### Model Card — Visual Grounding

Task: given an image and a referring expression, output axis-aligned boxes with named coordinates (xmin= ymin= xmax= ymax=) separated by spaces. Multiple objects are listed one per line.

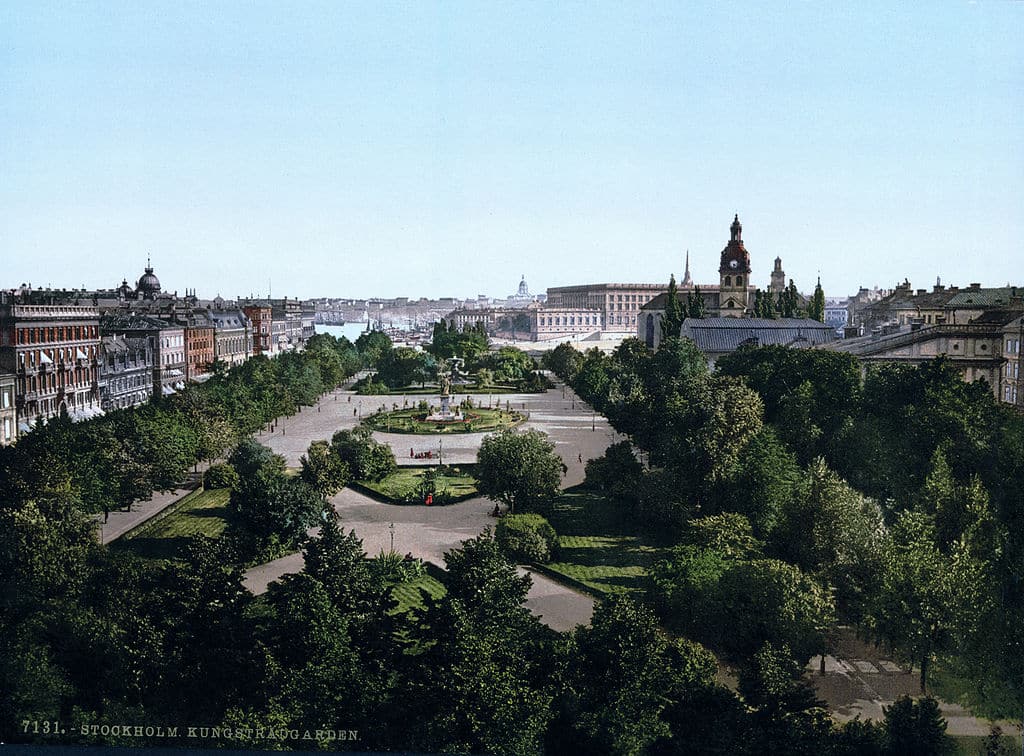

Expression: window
xmin=724 ymin=276 xmax=732 ymax=287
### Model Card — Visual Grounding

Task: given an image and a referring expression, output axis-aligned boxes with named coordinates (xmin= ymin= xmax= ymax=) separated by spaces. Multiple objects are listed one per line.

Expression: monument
xmin=426 ymin=358 xmax=465 ymax=422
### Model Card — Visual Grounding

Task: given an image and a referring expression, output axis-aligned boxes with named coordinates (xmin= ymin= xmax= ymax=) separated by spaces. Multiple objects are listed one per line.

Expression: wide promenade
xmin=242 ymin=376 xmax=622 ymax=631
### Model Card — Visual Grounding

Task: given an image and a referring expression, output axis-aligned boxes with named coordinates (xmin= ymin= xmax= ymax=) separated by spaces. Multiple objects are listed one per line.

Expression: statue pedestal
xmin=426 ymin=394 xmax=463 ymax=422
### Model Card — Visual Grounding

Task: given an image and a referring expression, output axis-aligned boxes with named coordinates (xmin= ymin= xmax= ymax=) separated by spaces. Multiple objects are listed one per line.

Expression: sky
xmin=1 ymin=1 xmax=1022 ymax=301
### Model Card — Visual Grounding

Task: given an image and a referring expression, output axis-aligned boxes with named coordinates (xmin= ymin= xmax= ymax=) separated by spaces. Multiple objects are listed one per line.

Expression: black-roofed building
xmin=100 ymin=313 xmax=186 ymax=397
xmin=208 ymin=307 xmax=252 ymax=366
xmin=98 ymin=335 xmax=153 ymax=410
xmin=680 ymin=317 xmax=835 ymax=368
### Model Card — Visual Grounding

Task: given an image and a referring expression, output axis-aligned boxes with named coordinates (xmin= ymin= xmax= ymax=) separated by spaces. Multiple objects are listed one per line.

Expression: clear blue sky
xmin=2 ymin=1 xmax=1021 ymax=301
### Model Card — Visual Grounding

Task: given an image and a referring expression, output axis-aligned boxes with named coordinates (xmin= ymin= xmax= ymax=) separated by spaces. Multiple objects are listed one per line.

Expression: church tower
xmin=717 ymin=214 xmax=752 ymax=317
xmin=770 ymin=256 xmax=786 ymax=294
xmin=681 ymin=250 xmax=693 ymax=288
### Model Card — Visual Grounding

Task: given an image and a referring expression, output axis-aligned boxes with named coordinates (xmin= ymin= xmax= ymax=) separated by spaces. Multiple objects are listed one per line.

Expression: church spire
xmin=730 ymin=214 xmax=742 ymax=242
xmin=681 ymin=249 xmax=693 ymax=287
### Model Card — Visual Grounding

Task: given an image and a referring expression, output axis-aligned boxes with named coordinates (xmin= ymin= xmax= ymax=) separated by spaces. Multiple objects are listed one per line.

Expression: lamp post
xmin=438 ymin=437 xmax=443 ymax=466
xmin=389 ymin=522 xmax=395 ymax=552
xmin=592 ymin=410 xmax=596 ymax=431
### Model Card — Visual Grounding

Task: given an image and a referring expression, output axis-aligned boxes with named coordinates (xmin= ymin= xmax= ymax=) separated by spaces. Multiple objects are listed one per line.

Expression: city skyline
xmin=2 ymin=2 xmax=1022 ymax=300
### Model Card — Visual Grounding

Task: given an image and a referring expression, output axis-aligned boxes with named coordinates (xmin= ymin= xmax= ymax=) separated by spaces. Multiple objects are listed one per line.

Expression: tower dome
xmin=136 ymin=257 xmax=162 ymax=299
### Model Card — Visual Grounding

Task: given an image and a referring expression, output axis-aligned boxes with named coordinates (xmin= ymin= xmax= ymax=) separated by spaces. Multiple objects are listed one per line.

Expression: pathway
xmin=806 ymin=630 xmax=1020 ymax=737
xmin=95 ymin=464 xmax=209 ymax=544
xmin=243 ymin=377 xmax=615 ymax=631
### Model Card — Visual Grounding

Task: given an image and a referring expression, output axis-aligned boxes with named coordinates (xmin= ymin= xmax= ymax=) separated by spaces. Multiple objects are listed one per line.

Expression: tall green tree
xmin=299 ymin=440 xmax=351 ymax=499
xmin=687 ymin=286 xmax=706 ymax=319
xmin=661 ymin=274 xmax=685 ymax=340
xmin=867 ymin=510 xmax=953 ymax=693
xmin=476 ymin=429 xmax=563 ymax=514
xmin=809 ymin=277 xmax=826 ymax=322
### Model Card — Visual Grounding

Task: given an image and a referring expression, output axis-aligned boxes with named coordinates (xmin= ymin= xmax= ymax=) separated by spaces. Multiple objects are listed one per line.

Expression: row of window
xmin=1004 ymin=362 xmax=1020 ymax=379
xmin=103 ymin=375 xmax=148 ymax=393
xmin=17 ymin=325 xmax=98 ymax=344
xmin=539 ymin=315 xmax=599 ymax=327
xmin=20 ymin=369 xmax=93 ymax=393
xmin=1005 ymin=339 xmax=1021 ymax=355
xmin=18 ymin=347 xmax=96 ymax=367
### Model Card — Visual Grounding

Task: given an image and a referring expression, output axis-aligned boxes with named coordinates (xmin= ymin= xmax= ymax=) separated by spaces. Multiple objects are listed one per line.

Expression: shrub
xmin=204 ymin=462 xmax=240 ymax=490
xmin=369 ymin=549 xmax=426 ymax=583
xmin=496 ymin=513 xmax=559 ymax=563
xmin=353 ymin=375 xmax=389 ymax=395
xmin=585 ymin=441 xmax=642 ymax=500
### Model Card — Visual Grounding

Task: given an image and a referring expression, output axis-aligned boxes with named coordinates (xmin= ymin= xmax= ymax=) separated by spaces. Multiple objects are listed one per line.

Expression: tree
xmin=772 ymin=458 xmax=886 ymax=622
xmin=495 ymin=513 xmax=559 ymax=563
xmin=584 ymin=441 xmax=643 ymax=501
xmin=781 ymin=279 xmax=801 ymax=318
xmin=475 ymin=429 xmax=563 ymax=514
xmin=867 ymin=510 xmax=953 ymax=693
xmin=300 ymin=440 xmax=351 ymax=498
xmin=557 ymin=595 xmax=718 ymax=755
xmin=399 ymin=532 xmax=552 ymax=754
xmin=883 ymin=696 xmax=953 ymax=755
xmin=809 ymin=277 xmax=825 ymax=322
xmin=716 ymin=426 xmax=800 ymax=537
xmin=331 ymin=427 xmax=396 ymax=482
xmin=711 ymin=559 xmax=834 ymax=663
xmin=355 ymin=330 xmax=392 ymax=367
xmin=737 ymin=642 xmax=834 ymax=756
xmin=542 ymin=342 xmax=583 ymax=381
xmin=661 ymin=274 xmax=685 ymax=340
xmin=376 ymin=346 xmax=431 ymax=389
xmin=687 ymin=286 xmax=706 ymax=319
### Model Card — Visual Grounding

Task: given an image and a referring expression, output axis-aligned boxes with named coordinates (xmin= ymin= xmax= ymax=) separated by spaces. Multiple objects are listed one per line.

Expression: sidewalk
xmin=95 ymin=463 xmax=210 ymax=544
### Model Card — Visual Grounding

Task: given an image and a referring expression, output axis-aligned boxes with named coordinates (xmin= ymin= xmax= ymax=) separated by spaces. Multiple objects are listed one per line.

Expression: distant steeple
xmin=681 ymin=250 xmax=693 ymax=287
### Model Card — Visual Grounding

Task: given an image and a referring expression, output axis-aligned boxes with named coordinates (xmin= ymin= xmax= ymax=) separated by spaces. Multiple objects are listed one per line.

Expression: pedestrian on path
xmin=103 ymin=507 xmax=109 ymax=523
xmin=578 ymin=453 xmax=583 ymax=464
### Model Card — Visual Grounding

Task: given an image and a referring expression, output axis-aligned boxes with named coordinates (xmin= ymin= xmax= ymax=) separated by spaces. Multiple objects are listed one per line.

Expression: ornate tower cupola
xmin=770 ymin=256 xmax=786 ymax=294
xmin=718 ymin=214 xmax=752 ymax=317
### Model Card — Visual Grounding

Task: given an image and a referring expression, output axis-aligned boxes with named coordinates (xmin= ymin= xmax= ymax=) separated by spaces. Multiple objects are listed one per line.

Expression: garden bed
xmin=363 ymin=406 xmax=524 ymax=434
xmin=354 ymin=465 xmax=479 ymax=505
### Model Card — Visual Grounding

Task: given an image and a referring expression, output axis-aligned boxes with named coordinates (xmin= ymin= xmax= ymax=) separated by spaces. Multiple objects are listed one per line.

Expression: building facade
xmin=242 ymin=304 xmax=273 ymax=356
xmin=545 ymin=283 xmax=667 ymax=335
xmin=98 ymin=335 xmax=153 ymax=410
xmin=209 ymin=308 xmax=252 ymax=366
xmin=0 ymin=370 xmax=16 ymax=445
xmin=184 ymin=319 xmax=215 ymax=382
xmin=0 ymin=298 xmax=102 ymax=430
xmin=1001 ymin=315 xmax=1023 ymax=409
xmin=101 ymin=314 xmax=186 ymax=396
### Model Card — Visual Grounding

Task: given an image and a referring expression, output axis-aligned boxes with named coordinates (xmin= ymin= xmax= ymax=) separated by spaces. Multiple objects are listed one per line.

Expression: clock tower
xmin=717 ymin=214 xmax=752 ymax=317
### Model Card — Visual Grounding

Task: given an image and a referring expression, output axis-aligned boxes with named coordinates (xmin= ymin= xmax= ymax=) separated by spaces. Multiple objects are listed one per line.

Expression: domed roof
xmin=136 ymin=259 xmax=162 ymax=298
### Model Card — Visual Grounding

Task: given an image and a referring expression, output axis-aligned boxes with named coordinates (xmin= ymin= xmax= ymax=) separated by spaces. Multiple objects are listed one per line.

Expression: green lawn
xmin=111 ymin=487 xmax=234 ymax=562
xmin=358 ymin=466 xmax=478 ymax=503
xmin=542 ymin=488 xmax=664 ymax=596
xmin=363 ymin=406 xmax=523 ymax=434
xmin=359 ymin=385 xmax=520 ymax=396
xmin=390 ymin=572 xmax=447 ymax=613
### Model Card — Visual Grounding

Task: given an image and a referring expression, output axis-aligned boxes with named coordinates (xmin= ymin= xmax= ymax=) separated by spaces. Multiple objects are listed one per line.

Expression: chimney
xmin=970 ymin=283 xmax=981 ymax=290
xmin=916 ymin=289 xmax=926 ymax=296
